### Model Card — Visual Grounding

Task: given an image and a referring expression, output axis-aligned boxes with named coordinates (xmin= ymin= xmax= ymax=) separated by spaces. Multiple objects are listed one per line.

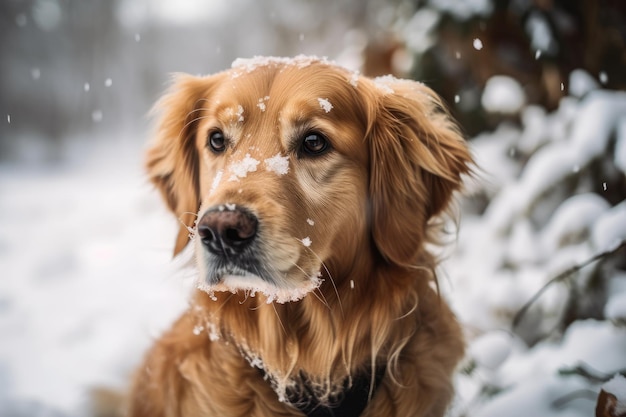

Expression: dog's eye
xmin=302 ymin=132 xmax=329 ymax=156
xmin=208 ymin=131 xmax=226 ymax=153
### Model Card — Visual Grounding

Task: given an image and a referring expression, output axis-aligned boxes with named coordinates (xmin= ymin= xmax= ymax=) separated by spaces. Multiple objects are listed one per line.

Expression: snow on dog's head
xmin=146 ymin=56 xmax=472 ymax=301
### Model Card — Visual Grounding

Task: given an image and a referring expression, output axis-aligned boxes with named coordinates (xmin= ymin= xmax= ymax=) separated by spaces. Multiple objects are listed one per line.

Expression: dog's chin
xmin=196 ymin=269 xmax=323 ymax=304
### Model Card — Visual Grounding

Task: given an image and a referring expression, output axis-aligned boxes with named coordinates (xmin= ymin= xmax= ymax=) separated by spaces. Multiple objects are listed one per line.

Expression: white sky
xmin=116 ymin=0 xmax=240 ymax=28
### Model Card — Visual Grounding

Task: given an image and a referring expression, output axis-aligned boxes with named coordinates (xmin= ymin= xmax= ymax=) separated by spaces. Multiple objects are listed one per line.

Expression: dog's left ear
xmin=146 ymin=74 xmax=223 ymax=256
xmin=367 ymin=78 xmax=473 ymax=266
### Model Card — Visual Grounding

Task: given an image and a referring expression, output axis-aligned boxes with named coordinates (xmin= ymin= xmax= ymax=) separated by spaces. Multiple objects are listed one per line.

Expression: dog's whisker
xmin=290 ymin=260 xmax=331 ymax=310
xmin=271 ymin=303 xmax=287 ymax=336
xmin=240 ymin=289 xmax=251 ymax=304
xmin=303 ymin=245 xmax=344 ymax=318
xmin=177 ymin=216 xmax=197 ymax=236
xmin=182 ymin=107 xmax=212 ymax=120
xmin=176 ymin=114 xmax=211 ymax=140
xmin=180 ymin=211 xmax=199 ymax=218
xmin=193 ymin=98 xmax=214 ymax=107
xmin=310 ymin=288 xmax=331 ymax=311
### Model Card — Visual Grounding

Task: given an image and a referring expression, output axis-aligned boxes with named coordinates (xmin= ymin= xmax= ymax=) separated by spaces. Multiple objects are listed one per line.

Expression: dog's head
xmin=147 ymin=57 xmax=472 ymax=302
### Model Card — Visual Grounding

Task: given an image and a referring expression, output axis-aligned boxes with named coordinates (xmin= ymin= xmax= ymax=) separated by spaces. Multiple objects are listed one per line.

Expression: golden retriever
xmin=129 ymin=56 xmax=472 ymax=417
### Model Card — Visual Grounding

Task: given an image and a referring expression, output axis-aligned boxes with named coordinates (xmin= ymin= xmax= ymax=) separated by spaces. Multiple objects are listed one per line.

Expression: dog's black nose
xmin=197 ymin=206 xmax=258 ymax=255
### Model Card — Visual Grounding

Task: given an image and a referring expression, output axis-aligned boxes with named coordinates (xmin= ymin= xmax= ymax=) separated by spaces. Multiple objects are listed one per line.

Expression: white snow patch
xmin=615 ymin=118 xmax=626 ymax=174
xmin=602 ymin=374 xmax=626 ymax=414
xmin=306 ymin=218 xmax=315 ymax=226
xmin=469 ymin=331 xmax=513 ymax=370
xmin=264 ymin=153 xmax=290 ymax=175
xmin=206 ymin=322 xmax=220 ymax=342
xmin=481 ymin=75 xmax=525 ymax=114
xmin=197 ymin=273 xmax=322 ymax=304
xmin=591 ymin=201 xmax=626 ymax=252
xmin=541 ymin=193 xmax=610 ymax=253
xmin=373 ymin=75 xmax=399 ymax=94
xmin=428 ymin=0 xmax=492 ymax=20
xmin=404 ymin=8 xmax=440 ymax=53
xmin=525 ymin=12 xmax=557 ymax=56
xmin=507 ymin=219 xmax=538 ymax=264
xmin=516 ymin=106 xmax=548 ymax=154
xmin=317 ymin=98 xmax=333 ymax=113
xmin=349 ymin=71 xmax=359 ymax=87
xmin=209 ymin=169 xmax=224 ymax=195
xmin=231 ymin=55 xmax=333 ymax=73
xmin=569 ymin=69 xmax=599 ymax=98
xmin=236 ymin=105 xmax=244 ymax=122
xmin=257 ymin=96 xmax=270 ymax=112
xmin=301 ymin=237 xmax=312 ymax=247
xmin=228 ymin=153 xmax=260 ymax=181
xmin=605 ymin=292 xmax=626 ymax=322
xmin=472 ymin=375 xmax=592 ymax=417
xmin=0 ymin=152 xmax=193 ymax=415
xmin=485 ymin=91 xmax=626 ymax=230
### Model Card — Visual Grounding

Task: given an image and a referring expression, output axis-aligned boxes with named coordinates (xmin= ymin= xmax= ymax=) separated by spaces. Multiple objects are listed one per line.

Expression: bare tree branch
xmin=512 ymin=240 xmax=626 ymax=332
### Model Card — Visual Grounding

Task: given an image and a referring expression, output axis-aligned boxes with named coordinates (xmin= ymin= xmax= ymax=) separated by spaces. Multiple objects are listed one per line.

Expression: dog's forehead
xmin=201 ymin=59 xmax=371 ymax=158
xmin=218 ymin=60 xmax=360 ymax=114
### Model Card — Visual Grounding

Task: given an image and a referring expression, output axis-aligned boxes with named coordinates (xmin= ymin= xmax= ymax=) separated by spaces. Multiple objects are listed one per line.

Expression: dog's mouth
xmin=193 ymin=205 xmax=322 ymax=303
xmin=196 ymin=258 xmax=323 ymax=304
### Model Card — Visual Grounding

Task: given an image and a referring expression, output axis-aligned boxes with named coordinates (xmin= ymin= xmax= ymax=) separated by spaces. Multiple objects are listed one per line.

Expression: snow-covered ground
xmin=1 ymin=75 xmax=625 ymax=416
xmin=0 ymin=141 xmax=193 ymax=416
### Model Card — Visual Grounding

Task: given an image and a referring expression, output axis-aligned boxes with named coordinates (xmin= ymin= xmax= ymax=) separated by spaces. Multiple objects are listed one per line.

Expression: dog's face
xmin=147 ymin=57 xmax=471 ymax=302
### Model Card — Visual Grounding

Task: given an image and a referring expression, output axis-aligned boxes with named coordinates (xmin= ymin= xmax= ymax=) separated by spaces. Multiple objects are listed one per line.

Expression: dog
xmin=128 ymin=56 xmax=472 ymax=417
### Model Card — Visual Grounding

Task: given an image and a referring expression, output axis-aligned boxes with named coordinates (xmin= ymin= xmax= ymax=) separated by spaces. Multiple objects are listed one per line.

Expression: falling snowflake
xmin=599 ymin=71 xmax=608 ymax=84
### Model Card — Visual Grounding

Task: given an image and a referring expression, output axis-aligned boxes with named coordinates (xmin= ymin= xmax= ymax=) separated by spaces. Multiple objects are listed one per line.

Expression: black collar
xmin=283 ymin=366 xmax=386 ymax=417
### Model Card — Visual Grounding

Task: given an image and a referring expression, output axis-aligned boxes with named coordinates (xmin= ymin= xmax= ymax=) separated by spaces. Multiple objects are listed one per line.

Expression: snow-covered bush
xmin=444 ymin=72 xmax=626 ymax=417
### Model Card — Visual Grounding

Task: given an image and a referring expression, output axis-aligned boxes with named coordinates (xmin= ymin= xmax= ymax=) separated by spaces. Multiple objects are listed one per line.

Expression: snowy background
xmin=1 ymin=0 xmax=626 ymax=416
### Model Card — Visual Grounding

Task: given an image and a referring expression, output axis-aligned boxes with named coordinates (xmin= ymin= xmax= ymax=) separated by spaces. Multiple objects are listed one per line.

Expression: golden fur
xmin=129 ymin=57 xmax=472 ymax=417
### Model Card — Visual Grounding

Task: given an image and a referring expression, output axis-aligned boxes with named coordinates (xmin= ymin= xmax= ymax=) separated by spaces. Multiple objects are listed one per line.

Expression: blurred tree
xmin=0 ymin=1 xmax=120 ymax=148
xmin=393 ymin=0 xmax=626 ymax=135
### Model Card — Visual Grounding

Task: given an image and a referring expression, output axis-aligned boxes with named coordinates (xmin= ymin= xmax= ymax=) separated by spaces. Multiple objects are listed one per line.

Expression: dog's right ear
xmin=146 ymin=74 xmax=222 ymax=256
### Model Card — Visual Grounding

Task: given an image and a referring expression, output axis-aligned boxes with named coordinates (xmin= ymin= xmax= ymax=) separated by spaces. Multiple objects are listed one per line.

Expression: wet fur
xmin=129 ymin=58 xmax=472 ymax=416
